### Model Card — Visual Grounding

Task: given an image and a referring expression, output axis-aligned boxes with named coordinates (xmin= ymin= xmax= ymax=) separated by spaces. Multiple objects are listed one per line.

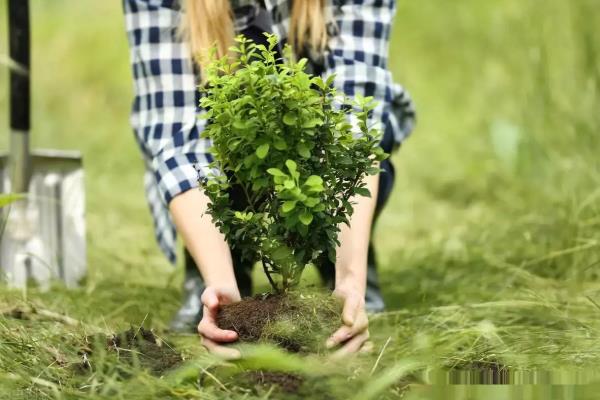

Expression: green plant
xmin=199 ymin=34 xmax=387 ymax=292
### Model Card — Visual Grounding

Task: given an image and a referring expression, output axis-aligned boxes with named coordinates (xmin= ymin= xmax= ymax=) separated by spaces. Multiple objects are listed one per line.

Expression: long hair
xmin=182 ymin=0 xmax=329 ymax=69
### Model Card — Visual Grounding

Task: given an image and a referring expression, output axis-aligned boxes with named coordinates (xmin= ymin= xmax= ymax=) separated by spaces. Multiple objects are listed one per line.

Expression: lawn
xmin=0 ymin=0 xmax=599 ymax=399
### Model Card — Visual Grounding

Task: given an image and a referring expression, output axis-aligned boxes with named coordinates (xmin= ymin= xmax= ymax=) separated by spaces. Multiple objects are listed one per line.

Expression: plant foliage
xmin=199 ymin=34 xmax=387 ymax=291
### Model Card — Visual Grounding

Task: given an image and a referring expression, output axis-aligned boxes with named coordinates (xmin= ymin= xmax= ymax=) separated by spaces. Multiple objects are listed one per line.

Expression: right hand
xmin=198 ymin=286 xmax=242 ymax=359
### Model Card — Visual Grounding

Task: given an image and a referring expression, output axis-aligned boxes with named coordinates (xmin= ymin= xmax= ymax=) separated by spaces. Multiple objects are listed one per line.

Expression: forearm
xmin=169 ymin=189 xmax=238 ymax=290
xmin=335 ymin=172 xmax=379 ymax=296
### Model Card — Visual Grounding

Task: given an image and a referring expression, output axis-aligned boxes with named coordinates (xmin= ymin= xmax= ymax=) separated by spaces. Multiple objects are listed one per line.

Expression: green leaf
xmin=284 ymin=179 xmax=295 ymax=189
xmin=273 ymin=138 xmax=288 ymax=150
xmin=252 ymin=178 xmax=268 ymax=191
xmin=283 ymin=112 xmax=297 ymax=126
xmin=354 ymin=187 xmax=371 ymax=197
xmin=297 ymin=143 xmax=311 ymax=158
xmin=313 ymin=203 xmax=325 ymax=212
xmin=366 ymin=166 xmax=381 ymax=175
xmin=267 ymin=168 xmax=286 ymax=177
xmin=0 ymin=193 xmax=25 ymax=208
xmin=303 ymin=197 xmax=320 ymax=207
xmin=302 ymin=118 xmax=322 ymax=128
xmin=271 ymin=245 xmax=292 ymax=261
xmin=256 ymin=143 xmax=270 ymax=159
xmin=233 ymin=119 xmax=246 ymax=130
xmin=282 ymin=200 xmax=297 ymax=213
xmin=304 ymin=175 xmax=323 ymax=187
xmin=299 ymin=212 xmax=313 ymax=225
xmin=285 ymin=159 xmax=297 ymax=174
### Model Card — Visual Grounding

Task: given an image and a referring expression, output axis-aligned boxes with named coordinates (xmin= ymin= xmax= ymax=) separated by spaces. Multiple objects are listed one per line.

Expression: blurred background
xmin=0 ymin=1 xmax=599 ymax=396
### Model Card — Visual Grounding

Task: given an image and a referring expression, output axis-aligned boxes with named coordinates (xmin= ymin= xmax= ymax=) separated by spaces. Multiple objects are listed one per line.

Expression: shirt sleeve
xmin=123 ymin=0 xmax=212 ymax=206
xmin=324 ymin=0 xmax=415 ymax=145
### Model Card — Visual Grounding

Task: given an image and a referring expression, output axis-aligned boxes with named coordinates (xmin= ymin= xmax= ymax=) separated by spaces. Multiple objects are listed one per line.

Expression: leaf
xmin=252 ymin=177 xmax=268 ymax=191
xmin=0 ymin=193 xmax=25 ymax=208
xmin=233 ymin=119 xmax=246 ymax=130
xmin=282 ymin=200 xmax=297 ymax=213
xmin=304 ymin=175 xmax=323 ymax=187
xmin=271 ymin=246 xmax=292 ymax=261
xmin=273 ymin=138 xmax=288 ymax=150
xmin=302 ymin=118 xmax=323 ymax=128
xmin=299 ymin=212 xmax=313 ymax=225
xmin=297 ymin=142 xmax=311 ymax=158
xmin=256 ymin=143 xmax=270 ymax=159
xmin=303 ymin=197 xmax=320 ymax=207
xmin=366 ymin=166 xmax=381 ymax=175
xmin=283 ymin=112 xmax=297 ymax=126
xmin=285 ymin=159 xmax=297 ymax=174
xmin=284 ymin=179 xmax=295 ymax=189
xmin=228 ymin=139 xmax=242 ymax=151
xmin=354 ymin=187 xmax=371 ymax=197
xmin=267 ymin=168 xmax=286 ymax=177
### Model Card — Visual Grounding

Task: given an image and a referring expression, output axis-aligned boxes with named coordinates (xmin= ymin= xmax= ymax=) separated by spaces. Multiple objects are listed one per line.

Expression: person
xmin=122 ymin=0 xmax=414 ymax=356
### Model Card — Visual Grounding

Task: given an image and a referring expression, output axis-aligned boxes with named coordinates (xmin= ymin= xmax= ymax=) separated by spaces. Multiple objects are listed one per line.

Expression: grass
xmin=0 ymin=0 xmax=599 ymax=398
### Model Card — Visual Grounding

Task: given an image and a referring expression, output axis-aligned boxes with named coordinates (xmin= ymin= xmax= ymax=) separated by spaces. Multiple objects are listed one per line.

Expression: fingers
xmin=199 ymin=287 xmax=239 ymax=343
xmin=197 ymin=306 xmax=238 ymax=342
xmin=331 ymin=330 xmax=370 ymax=359
xmin=326 ymin=309 xmax=368 ymax=349
xmin=202 ymin=337 xmax=241 ymax=360
xmin=326 ymin=325 xmax=353 ymax=349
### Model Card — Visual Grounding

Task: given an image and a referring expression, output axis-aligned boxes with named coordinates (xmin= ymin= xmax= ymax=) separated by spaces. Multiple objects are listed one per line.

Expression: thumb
xmin=342 ymin=295 xmax=359 ymax=326
xmin=201 ymin=287 xmax=219 ymax=311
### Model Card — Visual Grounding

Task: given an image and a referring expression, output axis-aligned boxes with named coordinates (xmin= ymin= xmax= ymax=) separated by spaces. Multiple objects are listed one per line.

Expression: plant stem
xmin=261 ymin=258 xmax=279 ymax=293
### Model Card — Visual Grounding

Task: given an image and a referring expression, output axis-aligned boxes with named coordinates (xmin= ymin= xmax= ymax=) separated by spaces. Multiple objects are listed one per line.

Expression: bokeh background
xmin=1 ymin=1 xmax=599 ymax=398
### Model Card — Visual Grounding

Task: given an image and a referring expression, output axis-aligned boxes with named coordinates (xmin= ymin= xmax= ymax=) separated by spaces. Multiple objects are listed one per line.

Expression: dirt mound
xmin=81 ymin=327 xmax=183 ymax=375
xmin=244 ymin=371 xmax=304 ymax=393
xmin=216 ymin=291 xmax=340 ymax=353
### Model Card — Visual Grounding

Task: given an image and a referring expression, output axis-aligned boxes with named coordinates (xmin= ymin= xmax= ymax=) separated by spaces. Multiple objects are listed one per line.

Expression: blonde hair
xmin=182 ymin=0 xmax=329 ymax=69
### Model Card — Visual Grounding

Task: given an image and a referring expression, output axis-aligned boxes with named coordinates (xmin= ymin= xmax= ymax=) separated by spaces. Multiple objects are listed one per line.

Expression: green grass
xmin=1 ymin=0 xmax=599 ymax=398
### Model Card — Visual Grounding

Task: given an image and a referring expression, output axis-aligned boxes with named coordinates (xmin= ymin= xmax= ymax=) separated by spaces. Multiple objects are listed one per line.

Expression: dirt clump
xmin=78 ymin=327 xmax=182 ymax=375
xmin=245 ymin=371 xmax=304 ymax=393
xmin=216 ymin=291 xmax=341 ymax=353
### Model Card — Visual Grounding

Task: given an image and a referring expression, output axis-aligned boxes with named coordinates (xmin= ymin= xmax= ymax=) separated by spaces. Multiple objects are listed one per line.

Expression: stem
xmin=262 ymin=258 xmax=279 ymax=293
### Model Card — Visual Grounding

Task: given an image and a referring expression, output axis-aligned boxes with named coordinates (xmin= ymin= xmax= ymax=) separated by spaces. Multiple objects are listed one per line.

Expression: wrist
xmin=334 ymin=271 xmax=366 ymax=298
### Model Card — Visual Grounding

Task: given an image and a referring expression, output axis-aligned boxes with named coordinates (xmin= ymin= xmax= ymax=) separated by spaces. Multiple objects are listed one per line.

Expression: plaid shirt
xmin=123 ymin=0 xmax=415 ymax=263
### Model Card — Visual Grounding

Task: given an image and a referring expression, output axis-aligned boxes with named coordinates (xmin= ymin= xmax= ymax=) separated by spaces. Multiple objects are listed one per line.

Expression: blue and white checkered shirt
xmin=123 ymin=0 xmax=415 ymax=263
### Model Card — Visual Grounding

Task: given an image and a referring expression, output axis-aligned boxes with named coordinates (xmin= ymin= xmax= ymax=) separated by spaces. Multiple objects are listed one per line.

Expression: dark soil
xmin=216 ymin=291 xmax=340 ymax=353
xmin=218 ymin=293 xmax=283 ymax=343
xmin=80 ymin=327 xmax=183 ymax=375
xmin=244 ymin=371 xmax=304 ymax=393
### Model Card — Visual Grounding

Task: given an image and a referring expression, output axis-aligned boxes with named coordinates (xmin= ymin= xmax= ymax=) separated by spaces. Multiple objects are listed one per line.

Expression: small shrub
xmin=199 ymin=34 xmax=386 ymax=292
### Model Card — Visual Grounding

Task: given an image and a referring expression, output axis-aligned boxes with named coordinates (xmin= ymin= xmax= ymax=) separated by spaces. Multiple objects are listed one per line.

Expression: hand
xmin=326 ymin=286 xmax=370 ymax=358
xmin=198 ymin=286 xmax=242 ymax=359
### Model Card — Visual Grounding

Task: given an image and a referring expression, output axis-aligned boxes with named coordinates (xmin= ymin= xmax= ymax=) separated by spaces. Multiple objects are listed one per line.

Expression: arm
xmin=123 ymin=0 xmax=239 ymax=355
xmin=170 ymin=190 xmax=242 ymax=359
xmin=322 ymin=0 xmax=398 ymax=354
xmin=170 ymin=190 xmax=237 ymax=289
xmin=327 ymin=173 xmax=378 ymax=356
xmin=335 ymin=172 xmax=379 ymax=297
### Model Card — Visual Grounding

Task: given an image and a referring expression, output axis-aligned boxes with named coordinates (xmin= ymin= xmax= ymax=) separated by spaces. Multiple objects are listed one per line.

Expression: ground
xmin=0 ymin=0 xmax=599 ymax=399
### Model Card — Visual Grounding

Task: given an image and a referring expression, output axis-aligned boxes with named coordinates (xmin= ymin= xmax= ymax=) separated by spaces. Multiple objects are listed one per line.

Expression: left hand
xmin=326 ymin=286 xmax=370 ymax=357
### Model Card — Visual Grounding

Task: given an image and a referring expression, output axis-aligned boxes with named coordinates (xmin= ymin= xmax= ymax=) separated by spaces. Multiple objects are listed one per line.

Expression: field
xmin=1 ymin=0 xmax=599 ymax=399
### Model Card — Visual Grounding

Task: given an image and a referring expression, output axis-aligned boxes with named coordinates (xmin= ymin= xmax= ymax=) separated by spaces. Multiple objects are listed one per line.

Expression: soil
xmin=216 ymin=291 xmax=341 ymax=353
xmin=107 ymin=327 xmax=183 ymax=374
xmin=80 ymin=327 xmax=183 ymax=375
xmin=244 ymin=371 xmax=304 ymax=393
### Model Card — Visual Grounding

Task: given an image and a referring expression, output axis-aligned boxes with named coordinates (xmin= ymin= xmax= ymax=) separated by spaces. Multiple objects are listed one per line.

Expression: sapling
xmin=199 ymin=34 xmax=387 ymax=294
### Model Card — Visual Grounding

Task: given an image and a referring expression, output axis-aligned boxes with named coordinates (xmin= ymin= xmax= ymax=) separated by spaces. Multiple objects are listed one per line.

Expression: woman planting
xmin=122 ymin=0 xmax=414 ymax=356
